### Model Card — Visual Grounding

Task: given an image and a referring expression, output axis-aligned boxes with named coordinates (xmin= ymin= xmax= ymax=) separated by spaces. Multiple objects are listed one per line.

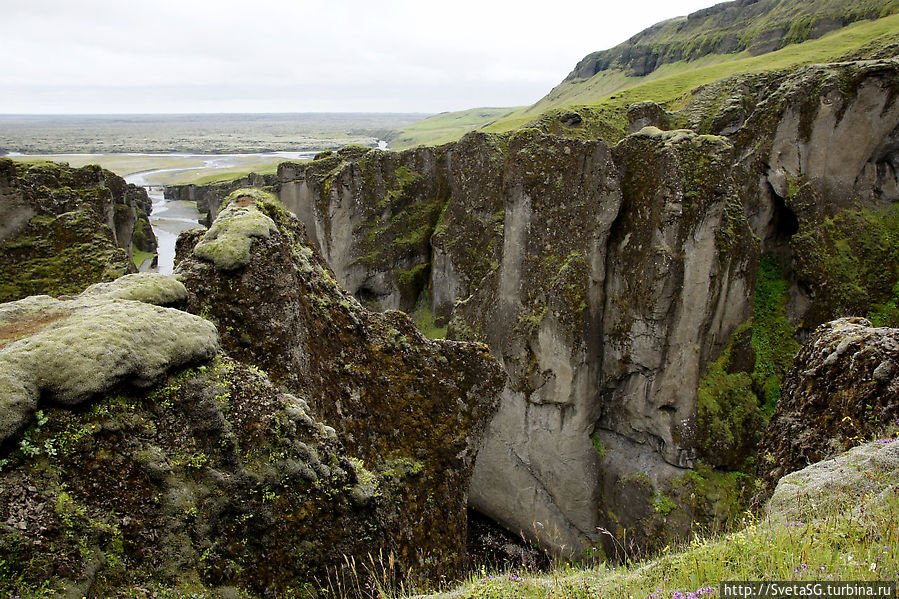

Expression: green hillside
xmin=386 ymin=107 xmax=520 ymax=150
xmin=389 ymin=0 xmax=899 ymax=150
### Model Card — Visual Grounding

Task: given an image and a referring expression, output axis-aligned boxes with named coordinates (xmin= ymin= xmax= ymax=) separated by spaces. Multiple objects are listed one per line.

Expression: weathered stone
xmin=0 ymin=356 xmax=394 ymax=597
xmin=176 ymin=192 xmax=504 ymax=581
xmin=0 ymin=275 xmax=219 ymax=443
xmin=761 ymin=318 xmax=899 ymax=494
xmin=0 ymin=159 xmax=157 ymax=303
xmin=627 ymin=101 xmax=671 ymax=133
xmin=449 ymin=129 xmax=623 ymax=557
xmin=766 ymin=440 xmax=899 ymax=524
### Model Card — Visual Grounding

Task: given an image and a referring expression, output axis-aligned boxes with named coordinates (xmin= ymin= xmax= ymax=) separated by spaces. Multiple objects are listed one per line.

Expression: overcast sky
xmin=2 ymin=0 xmax=720 ymax=114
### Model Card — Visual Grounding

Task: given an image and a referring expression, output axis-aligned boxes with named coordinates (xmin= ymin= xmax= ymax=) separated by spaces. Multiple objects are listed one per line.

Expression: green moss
xmin=590 ymin=434 xmax=607 ymax=459
xmin=0 ymin=209 xmax=133 ymax=303
xmin=751 ymin=255 xmax=800 ymax=415
xmin=131 ymin=249 xmax=155 ymax=269
xmin=696 ymin=322 xmax=763 ymax=469
xmin=409 ymin=301 xmax=448 ymax=340
xmin=195 ymin=196 xmax=278 ymax=270
xmin=791 ymin=204 xmax=899 ymax=329
xmin=869 ymin=281 xmax=899 ymax=327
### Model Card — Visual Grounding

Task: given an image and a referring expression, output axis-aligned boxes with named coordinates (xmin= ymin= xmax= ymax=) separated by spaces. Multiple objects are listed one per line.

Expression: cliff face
xmin=174 ymin=190 xmax=504 ymax=581
xmin=0 ymin=159 xmax=157 ymax=303
xmin=0 ymin=192 xmax=502 ymax=596
xmin=267 ymin=58 xmax=899 ymax=558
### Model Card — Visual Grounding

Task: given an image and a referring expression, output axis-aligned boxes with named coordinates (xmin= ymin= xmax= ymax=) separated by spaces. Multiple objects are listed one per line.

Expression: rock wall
xmin=202 ymin=58 xmax=898 ymax=560
xmin=0 ymin=158 xmax=157 ymax=302
xmin=175 ymin=190 xmax=504 ymax=581
xmin=0 ymin=197 xmax=503 ymax=597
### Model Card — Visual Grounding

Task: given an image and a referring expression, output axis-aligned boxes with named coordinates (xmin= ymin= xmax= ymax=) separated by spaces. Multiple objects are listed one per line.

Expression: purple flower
xmin=875 ymin=438 xmax=897 ymax=444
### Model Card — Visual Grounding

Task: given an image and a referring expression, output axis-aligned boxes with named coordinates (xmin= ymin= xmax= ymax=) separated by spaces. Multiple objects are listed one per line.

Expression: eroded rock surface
xmin=176 ymin=190 xmax=504 ymax=580
xmin=761 ymin=318 xmax=899 ymax=493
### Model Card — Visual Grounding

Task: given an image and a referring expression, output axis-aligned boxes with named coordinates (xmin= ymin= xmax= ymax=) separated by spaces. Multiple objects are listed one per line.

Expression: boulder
xmin=0 ymin=273 xmax=219 ymax=443
xmin=766 ymin=439 xmax=899 ymax=524
xmin=761 ymin=318 xmax=899 ymax=494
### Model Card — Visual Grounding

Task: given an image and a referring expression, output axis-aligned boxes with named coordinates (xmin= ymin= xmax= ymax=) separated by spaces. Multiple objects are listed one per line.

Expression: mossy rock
xmin=0 ymin=275 xmax=219 ymax=444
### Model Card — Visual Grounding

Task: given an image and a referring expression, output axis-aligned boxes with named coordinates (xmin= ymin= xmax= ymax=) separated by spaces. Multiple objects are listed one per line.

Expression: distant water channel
xmin=123 ymin=152 xmax=316 ymax=274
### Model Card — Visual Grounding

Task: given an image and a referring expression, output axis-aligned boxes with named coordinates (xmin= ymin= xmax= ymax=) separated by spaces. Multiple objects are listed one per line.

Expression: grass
xmin=406 ymin=465 xmax=899 ymax=598
xmin=305 ymin=446 xmax=899 ymax=599
xmin=131 ymin=250 xmax=155 ymax=270
xmin=388 ymin=107 xmax=522 ymax=150
xmin=0 ymin=113 xmax=429 ymax=154
xmin=389 ymin=12 xmax=899 ymax=148
xmin=409 ymin=302 xmax=447 ymax=340
xmin=150 ymin=158 xmax=308 ymax=186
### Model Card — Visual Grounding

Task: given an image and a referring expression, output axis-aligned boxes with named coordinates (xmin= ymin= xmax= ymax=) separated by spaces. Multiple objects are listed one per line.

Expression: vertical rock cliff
xmin=0 ymin=158 xmax=157 ymax=302
xmin=258 ymin=58 xmax=899 ymax=559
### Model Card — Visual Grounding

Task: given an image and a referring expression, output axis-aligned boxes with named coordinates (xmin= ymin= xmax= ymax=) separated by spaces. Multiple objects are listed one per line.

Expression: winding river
xmin=123 ymin=152 xmax=316 ymax=274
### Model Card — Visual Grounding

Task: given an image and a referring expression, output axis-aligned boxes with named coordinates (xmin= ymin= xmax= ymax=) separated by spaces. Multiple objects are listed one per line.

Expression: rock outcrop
xmin=0 ymin=202 xmax=504 ymax=596
xmin=164 ymin=171 xmax=279 ymax=226
xmin=0 ymin=159 xmax=157 ymax=303
xmin=766 ymin=439 xmax=899 ymax=524
xmin=254 ymin=58 xmax=899 ymax=560
xmin=0 ymin=273 xmax=218 ymax=444
xmin=761 ymin=318 xmax=899 ymax=494
xmin=175 ymin=190 xmax=504 ymax=581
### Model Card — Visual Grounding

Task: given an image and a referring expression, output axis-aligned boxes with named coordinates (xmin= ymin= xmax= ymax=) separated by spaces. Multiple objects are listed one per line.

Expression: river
xmin=121 ymin=152 xmax=316 ymax=274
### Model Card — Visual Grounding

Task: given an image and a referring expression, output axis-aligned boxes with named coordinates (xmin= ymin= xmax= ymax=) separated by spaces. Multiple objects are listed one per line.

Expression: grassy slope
xmin=387 ymin=107 xmax=522 ymax=150
xmin=389 ymin=11 xmax=899 ymax=149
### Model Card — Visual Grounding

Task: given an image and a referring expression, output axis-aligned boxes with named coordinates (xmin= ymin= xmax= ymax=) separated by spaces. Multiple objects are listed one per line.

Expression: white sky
xmin=1 ymin=0 xmax=720 ymax=114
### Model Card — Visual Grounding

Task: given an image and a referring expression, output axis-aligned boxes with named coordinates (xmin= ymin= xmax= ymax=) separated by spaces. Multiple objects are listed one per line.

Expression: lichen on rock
xmin=79 ymin=272 xmax=188 ymax=306
xmin=193 ymin=189 xmax=278 ymax=270
xmin=766 ymin=440 xmax=899 ymax=524
xmin=176 ymin=191 xmax=504 ymax=582
xmin=0 ymin=275 xmax=219 ymax=443
xmin=760 ymin=318 xmax=899 ymax=495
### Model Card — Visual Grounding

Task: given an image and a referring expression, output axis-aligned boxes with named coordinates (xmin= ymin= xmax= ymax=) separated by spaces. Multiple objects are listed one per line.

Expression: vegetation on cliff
xmin=390 ymin=5 xmax=899 ymax=149
xmin=0 ymin=159 xmax=156 ymax=303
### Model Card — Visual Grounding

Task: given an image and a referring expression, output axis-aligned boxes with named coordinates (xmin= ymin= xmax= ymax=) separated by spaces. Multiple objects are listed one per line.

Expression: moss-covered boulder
xmin=0 ymin=273 xmax=219 ymax=444
xmin=175 ymin=191 xmax=504 ymax=582
xmin=0 ymin=159 xmax=157 ymax=302
xmin=760 ymin=318 xmax=899 ymax=495
xmin=766 ymin=439 xmax=899 ymax=524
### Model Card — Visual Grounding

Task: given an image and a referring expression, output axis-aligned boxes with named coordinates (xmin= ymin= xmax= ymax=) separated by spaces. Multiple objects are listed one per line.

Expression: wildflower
xmin=874 ymin=438 xmax=897 ymax=444
xmin=801 ymin=563 xmax=808 ymax=569
xmin=842 ymin=416 xmax=852 ymax=423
